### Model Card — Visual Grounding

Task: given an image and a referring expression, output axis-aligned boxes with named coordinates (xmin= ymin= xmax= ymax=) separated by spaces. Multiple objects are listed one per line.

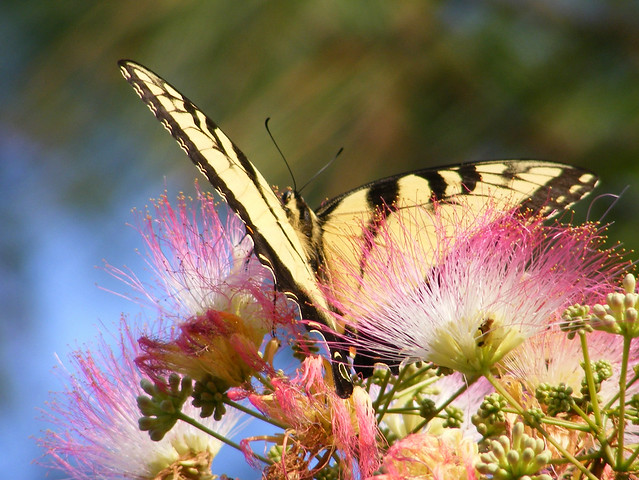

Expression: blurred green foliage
xmin=7 ymin=1 xmax=639 ymax=235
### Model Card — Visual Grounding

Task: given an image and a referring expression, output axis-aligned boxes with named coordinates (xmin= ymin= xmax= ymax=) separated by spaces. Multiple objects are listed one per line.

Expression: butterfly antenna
xmin=588 ymin=185 xmax=628 ymax=222
xmin=265 ymin=117 xmax=297 ymax=192
xmin=299 ymin=147 xmax=343 ymax=195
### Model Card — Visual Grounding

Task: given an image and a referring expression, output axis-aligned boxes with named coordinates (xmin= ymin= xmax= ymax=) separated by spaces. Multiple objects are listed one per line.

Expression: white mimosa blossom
xmin=503 ymin=326 xmax=639 ymax=411
xmin=108 ymin=187 xmax=282 ymax=335
xmin=380 ymin=372 xmax=493 ymax=441
xmin=39 ymin=322 xmax=240 ymax=479
xmin=327 ymin=205 xmax=623 ymax=376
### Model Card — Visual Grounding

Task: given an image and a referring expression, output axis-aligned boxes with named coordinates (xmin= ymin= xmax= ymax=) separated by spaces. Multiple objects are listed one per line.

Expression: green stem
xmin=579 ymin=330 xmax=603 ymax=427
xmin=392 ymin=374 xmax=439 ymax=400
xmin=254 ymin=372 xmax=275 ymax=391
xmin=375 ymin=367 xmax=410 ymax=423
xmin=177 ymin=412 xmax=272 ymax=465
xmin=397 ymin=364 xmax=434 ymax=386
xmin=382 ymin=406 xmax=423 ymax=415
xmin=409 ymin=379 xmax=474 ymax=434
xmin=602 ymin=372 xmax=638 ymax=412
xmin=550 ymin=450 xmax=603 ymax=464
xmin=569 ymin=402 xmax=615 ymax=466
xmin=371 ymin=369 xmax=392 ymax=412
xmin=483 ymin=370 xmax=599 ymax=480
xmin=624 ymin=442 xmax=639 ymax=467
xmin=570 ymin=401 xmax=601 ymax=434
xmin=617 ymin=335 xmax=631 ymax=469
xmin=501 ymin=410 xmax=589 ymax=432
xmin=625 ymin=372 xmax=639 ymax=391
xmin=224 ymin=398 xmax=288 ymax=429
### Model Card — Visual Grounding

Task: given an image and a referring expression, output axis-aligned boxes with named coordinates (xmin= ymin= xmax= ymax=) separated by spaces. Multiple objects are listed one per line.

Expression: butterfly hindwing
xmin=316 ymin=160 xmax=597 ymax=301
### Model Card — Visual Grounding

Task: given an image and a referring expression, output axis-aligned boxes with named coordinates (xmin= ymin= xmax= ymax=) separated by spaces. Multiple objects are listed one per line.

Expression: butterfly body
xmin=118 ymin=60 xmax=598 ymax=398
xmin=280 ymin=190 xmax=325 ymax=272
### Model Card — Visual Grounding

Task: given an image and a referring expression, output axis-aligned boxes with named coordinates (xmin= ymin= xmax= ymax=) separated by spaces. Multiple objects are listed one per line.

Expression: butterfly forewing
xmin=118 ymin=60 xmax=335 ymax=327
xmin=317 ymin=160 xmax=597 ymax=220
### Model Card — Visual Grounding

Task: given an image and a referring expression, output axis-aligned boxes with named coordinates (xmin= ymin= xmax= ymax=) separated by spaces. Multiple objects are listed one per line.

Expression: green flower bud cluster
xmin=525 ymin=407 xmax=544 ymax=425
xmin=535 ymin=383 xmax=574 ymax=416
xmin=590 ymin=274 xmax=639 ymax=336
xmin=137 ymin=373 xmax=192 ymax=441
xmin=419 ymin=398 xmax=437 ymax=421
xmin=628 ymin=394 xmax=639 ymax=425
xmin=313 ymin=463 xmax=341 ymax=480
xmin=561 ymin=304 xmax=593 ymax=339
xmin=267 ymin=444 xmax=284 ymax=463
xmin=473 ymin=393 xmax=507 ymax=438
xmin=443 ymin=405 xmax=464 ymax=428
xmin=476 ymin=422 xmax=552 ymax=480
xmin=192 ymin=374 xmax=229 ymax=420
xmin=402 ymin=361 xmax=429 ymax=377
xmin=580 ymin=360 xmax=612 ymax=401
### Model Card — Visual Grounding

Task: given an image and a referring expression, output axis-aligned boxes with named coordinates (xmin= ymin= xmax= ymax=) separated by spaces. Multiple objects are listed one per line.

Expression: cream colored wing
xmin=316 ymin=160 xmax=598 ymax=298
xmin=118 ymin=60 xmax=332 ymax=324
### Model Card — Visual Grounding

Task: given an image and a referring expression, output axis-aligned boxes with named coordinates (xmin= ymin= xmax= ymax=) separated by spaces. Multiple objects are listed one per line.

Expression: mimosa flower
xmin=38 ymin=321 xmax=239 ymax=480
xmin=137 ymin=308 xmax=273 ymax=389
xmin=591 ymin=273 xmax=639 ymax=337
xmin=501 ymin=327 xmax=636 ymax=406
xmin=248 ymin=356 xmax=380 ymax=479
xmin=379 ymin=372 xmax=493 ymax=441
xmin=371 ymin=428 xmax=479 ymax=480
xmin=502 ymin=312 xmax=639 ymax=468
xmin=325 ymin=204 xmax=625 ymax=377
xmin=109 ymin=185 xmax=276 ymax=322
xmin=107 ymin=186 xmax=294 ymax=387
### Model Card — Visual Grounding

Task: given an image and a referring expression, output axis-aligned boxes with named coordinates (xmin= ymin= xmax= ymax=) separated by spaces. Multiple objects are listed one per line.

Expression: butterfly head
xmin=281 ymin=189 xmax=314 ymax=233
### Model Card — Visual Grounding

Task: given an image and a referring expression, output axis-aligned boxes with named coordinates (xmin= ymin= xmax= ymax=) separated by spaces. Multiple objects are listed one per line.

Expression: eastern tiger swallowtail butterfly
xmin=118 ymin=60 xmax=598 ymax=398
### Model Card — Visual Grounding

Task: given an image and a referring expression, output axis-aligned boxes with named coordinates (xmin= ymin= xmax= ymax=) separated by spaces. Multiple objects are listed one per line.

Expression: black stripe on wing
xmin=454 ymin=164 xmax=483 ymax=193
xmin=317 ymin=160 xmax=597 ymax=219
xmin=413 ymin=170 xmax=448 ymax=201
xmin=118 ymin=60 xmax=257 ymax=194
xmin=118 ymin=60 xmax=307 ymax=290
xmin=456 ymin=161 xmax=598 ymax=215
xmin=516 ymin=165 xmax=599 ymax=215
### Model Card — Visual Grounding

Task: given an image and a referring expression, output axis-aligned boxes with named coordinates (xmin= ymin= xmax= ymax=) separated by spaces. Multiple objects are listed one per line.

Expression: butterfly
xmin=118 ymin=60 xmax=598 ymax=398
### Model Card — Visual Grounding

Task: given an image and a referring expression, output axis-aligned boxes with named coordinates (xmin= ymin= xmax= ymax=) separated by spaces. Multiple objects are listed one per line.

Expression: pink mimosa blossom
xmin=371 ymin=429 xmax=479 ymax=480
xmin=107 ymin=186 xmax=295 ymax=387
xmin=502 ymin=322 xmax=639 ymax=466
xmin=249 ymin=356 xmax=380 ymax=479
xmin=325 ymin=204 xmax=625 ymax=377
xmin=38 ymin=321 xmax=239 ymax=479
xmin=108 ymin=185 xmax=288 ymax=328
xmin=502 ymin=327 xmax=637 ymax=406
xmin=137 ymin=308 xmax=273 ymax=388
